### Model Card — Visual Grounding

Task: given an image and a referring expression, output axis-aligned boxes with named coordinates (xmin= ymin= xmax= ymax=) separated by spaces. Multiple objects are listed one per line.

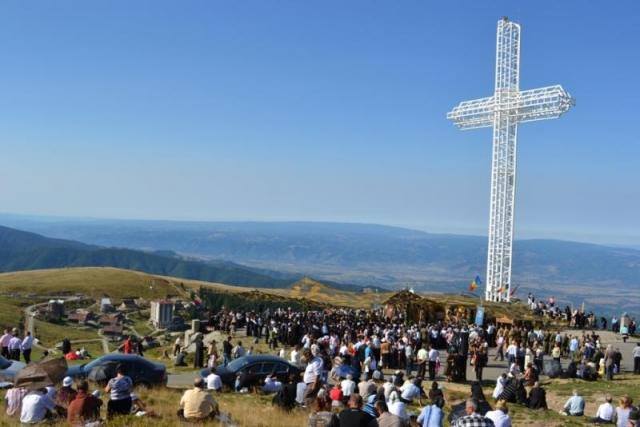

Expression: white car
xmin=0 ymin=356 xmax=26 ymax=389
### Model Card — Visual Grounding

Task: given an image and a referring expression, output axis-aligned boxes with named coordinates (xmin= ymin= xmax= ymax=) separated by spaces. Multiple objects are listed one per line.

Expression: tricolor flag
xmin=469 ymin=275 xmax=481 ymax=292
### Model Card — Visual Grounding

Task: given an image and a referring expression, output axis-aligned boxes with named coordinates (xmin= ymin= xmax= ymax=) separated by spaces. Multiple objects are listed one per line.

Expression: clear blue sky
xmin=0 ymin=1 xmax=638 ymax=245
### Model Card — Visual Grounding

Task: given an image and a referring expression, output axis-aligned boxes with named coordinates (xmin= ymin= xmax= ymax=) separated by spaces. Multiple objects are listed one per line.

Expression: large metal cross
xmin=447 ymin=17 xmax=574 ymax=303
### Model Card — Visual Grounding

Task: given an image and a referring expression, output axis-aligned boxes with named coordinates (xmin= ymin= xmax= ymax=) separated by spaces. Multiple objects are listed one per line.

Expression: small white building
xmin=100 ymin=298 xmax=114 ymax=313
xmin=150 ymin=300 xmax=174 ymax=329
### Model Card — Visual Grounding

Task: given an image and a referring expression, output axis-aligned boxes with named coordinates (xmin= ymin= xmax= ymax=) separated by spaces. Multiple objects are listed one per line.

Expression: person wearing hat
xmin=56 ymin=376 xmax=77 ymax=410
xmin=485 ymin=400 xmax=512 ymax=427
xmin=178 ymin=377 xmax=219 ymax=421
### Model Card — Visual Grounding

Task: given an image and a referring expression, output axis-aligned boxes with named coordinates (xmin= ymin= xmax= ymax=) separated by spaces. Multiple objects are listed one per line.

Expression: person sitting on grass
xmin=307 ymin=395 xmax=338 ymax=427
xmin=56 ymin=377 xmax=77 ymax=410
xmin=590 ymin=394 xmax=614 ymax=424
xmin=20 ymin=387 xmax=62 ymax=424
xmin=104 ymin=364 xmax=133 ymax=418
xmin=178 ymin=377 xmax=219 ymax=421
xmin=67 ymin=380 xmax=102 ymax=427
xmin=612 ymin=395 xmax=634 ymax=427
xmin=485 ymin=399 xmax=512 ymax=427
xmin=561 ymin=389 xmax=585 ymax=417
xmin=527 ymin=382 xmax=548 ymax=410
xmin=338 ymin=394 xmax=377 ymax=427
xmin=206 ymin=367 xmax=222 ymax=391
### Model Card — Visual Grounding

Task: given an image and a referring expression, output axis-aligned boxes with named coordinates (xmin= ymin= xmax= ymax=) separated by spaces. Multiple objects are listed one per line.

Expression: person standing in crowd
xmin=0 ymin=328 xmax=11 ymax=359
xmin=178 ymin=377 xmax=219 ymax=421
xmin=21 ymin=331 xmax=34 ymax=364
xmin=173 ymin=336 xmax=182 ymax=356
xmin=303 ymin=346 xmax=323 ymax=404
xmin=104 ymin=364 xmax=133 ymax=418
xmin=605 ymin=345 xmax=616 ymax=381
xmin=67 ymin=381 xmax=102 ymax=427
xmin=194 ymin=335 xmax=204 ymax=369
xmin=222 ymin=336 xmax=232 ymax=366
xmin=416 ymin=345 xmax=428 ymax=379
xmin=452 ymin=399 xmax=494 ymax=427
xmin=633 ymin=343 xmax=640 ymax=375
xmin=428 ymin=345 xmax=439 ymax=381
xmin=8 ymin=329 xmax=22 ymax=361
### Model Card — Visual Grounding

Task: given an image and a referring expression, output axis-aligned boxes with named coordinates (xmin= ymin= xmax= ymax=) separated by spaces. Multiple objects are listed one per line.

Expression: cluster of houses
xmin=34 ymin=294 xmax=199 ymax=342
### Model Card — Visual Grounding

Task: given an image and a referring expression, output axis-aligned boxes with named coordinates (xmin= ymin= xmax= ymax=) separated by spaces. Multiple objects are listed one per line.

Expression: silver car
xmin=0 ymin=356 xmax=26 ymax=389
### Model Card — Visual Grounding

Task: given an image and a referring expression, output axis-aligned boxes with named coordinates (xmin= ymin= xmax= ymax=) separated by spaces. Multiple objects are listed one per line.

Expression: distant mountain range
xmin=0 ymin=215 xmax=639 ymax=315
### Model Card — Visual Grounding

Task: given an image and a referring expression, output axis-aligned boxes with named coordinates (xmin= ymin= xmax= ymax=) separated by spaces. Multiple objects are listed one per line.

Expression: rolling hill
xmin=0 ymin=225 xmax=295 ymax=288
xmin=1 ymin=217 xmax=639 ymax=314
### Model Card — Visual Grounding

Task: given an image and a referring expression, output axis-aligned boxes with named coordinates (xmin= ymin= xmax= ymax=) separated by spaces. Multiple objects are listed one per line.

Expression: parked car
xmin=66 ymin=354 xmax=166 ymax=387
xmin=0 ymin=356 xmax=26 ymax=389
xmin=200 ymin=355 xmax=301 ymax=389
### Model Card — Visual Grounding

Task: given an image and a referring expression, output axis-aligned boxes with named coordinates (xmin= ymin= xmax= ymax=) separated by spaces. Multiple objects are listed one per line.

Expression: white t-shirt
xmin=485 ymin=409 xmax=512 ymax=427
xmin=20 ymin=393 xmax=55 ymax=424
xmin=428 ymin=348 xmax=439 ymax=362
xmin=595 ymin=402 xmax=614 ymax=421
xmin=341 ymin=379 xmax=355 ymax=396
xmin=303 ymin=356 xmax=323 ymax=383
xmin=206 ymin=373 xmax=222 ymax=391
xmin=400 ymin=383 xmax=420 ymax=402
xmin=290 ymin=349 xmax=300 ymax=364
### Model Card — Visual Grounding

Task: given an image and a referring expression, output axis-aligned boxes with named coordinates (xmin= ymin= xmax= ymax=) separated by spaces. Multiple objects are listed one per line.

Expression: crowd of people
xmin=1 ymin=328 xmax=36 ymax=364
xmin=3 ymin=292 xmax=640 ymax=426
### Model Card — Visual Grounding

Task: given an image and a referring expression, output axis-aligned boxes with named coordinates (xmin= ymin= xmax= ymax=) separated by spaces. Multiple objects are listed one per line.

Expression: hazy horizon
xmin=1 ymin=210 xmax=637 ymax=248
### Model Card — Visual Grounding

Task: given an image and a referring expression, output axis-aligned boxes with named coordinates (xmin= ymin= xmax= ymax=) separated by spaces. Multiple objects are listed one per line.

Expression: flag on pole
xmin=469 ymin=275 xmax=481 ymax=292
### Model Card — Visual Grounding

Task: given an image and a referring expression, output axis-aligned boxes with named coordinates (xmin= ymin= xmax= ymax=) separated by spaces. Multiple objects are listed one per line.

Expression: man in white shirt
xmin=486 ymin=400 xmax=512 ymax=427
xmin=0 ymin=328 xmax=11 ymax=359
xmin=633 ymin=343 xmax=640 ymax=374
xmin=8 ymin=332 xmax=22 ymax=362
xmin=290 ymin=345 xmax=300 ymax=366
xmin=302 ymin=347 xmax=323 ymax=402
xmin=205 ymin=368 xmax=222 ymax=391
xmin=21 ymin=332 xmax=34 ymax=364
xmin=20 ymin=389 xmax=57 ymax=424
xmin=400 ymin=378 xmax=422 ymax=404
xmin=427 ymin=346 xmax=439 ymax=381
xmin=591 ymin=394 xmax=614 ymax=424
xmin=341 ymin=374 xmax=356 ymax=397
xmin=416 ymin=346 xmax=428 ymax=379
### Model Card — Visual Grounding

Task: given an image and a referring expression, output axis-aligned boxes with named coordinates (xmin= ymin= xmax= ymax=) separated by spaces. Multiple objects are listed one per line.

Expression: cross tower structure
xmin=447 ymin=17 xmax=574 ymax=302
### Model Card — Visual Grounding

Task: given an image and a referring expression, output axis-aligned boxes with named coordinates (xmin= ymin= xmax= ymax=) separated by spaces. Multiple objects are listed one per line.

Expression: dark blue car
xmin=200 ymin=355 xmax=301 ymax=389
xmin=66 ymin=354 xmax=166 ymax=386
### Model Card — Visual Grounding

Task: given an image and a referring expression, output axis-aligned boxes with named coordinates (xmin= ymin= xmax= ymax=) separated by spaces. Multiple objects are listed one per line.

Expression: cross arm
xmin=446 ymin=95 xmax=495 ymax=130
xmin=515 ymin=85 xmax=575 ymax=123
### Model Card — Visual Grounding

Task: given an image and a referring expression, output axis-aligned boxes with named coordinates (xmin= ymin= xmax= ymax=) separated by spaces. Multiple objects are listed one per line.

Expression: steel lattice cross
xmin=447 ymin=17 xmax=575 ymax=303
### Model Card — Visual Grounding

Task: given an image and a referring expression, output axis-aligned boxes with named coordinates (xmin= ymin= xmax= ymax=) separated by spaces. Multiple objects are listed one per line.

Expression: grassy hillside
xmin=0 ymin=267 xmax=188 ymax=301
